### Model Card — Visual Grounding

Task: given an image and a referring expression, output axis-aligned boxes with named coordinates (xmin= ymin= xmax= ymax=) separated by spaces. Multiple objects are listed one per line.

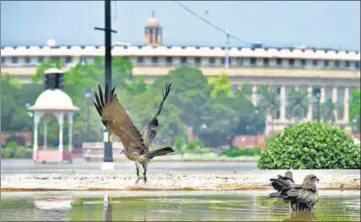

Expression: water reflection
xmin=284 ymin=212 xmax=319 ymax=222
xmin=1 ymin=191 xmax=359 ymax=221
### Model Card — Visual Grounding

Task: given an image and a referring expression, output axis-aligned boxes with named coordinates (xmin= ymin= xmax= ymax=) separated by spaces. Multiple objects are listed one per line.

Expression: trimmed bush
xmin=1 ymin=144 xmax=32 ymax=159
xmin=219 ymin=148 xmax=261 ymax=157
xmin=258 ymin=122 xmax=361 ymax=169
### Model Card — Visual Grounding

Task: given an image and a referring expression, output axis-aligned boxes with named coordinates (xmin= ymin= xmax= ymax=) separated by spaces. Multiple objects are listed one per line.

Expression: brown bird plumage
xmin=267 ymin=173 xmax=320 ymax=212
xmin=93 ymin=83 xmax=175 ymax=184
xmin=267 ymin=171 xmax=298 ymax=199
xmin=141 ymin=82 xmax=172 ymax=149
xmin=286 ymin=174 xmax=320 ymax=212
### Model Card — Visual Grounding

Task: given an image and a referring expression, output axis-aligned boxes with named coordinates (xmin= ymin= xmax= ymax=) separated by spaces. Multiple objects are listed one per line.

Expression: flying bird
xmin=267 ymin=173 xmax=320 ymax=212
xmin=109 ymin=82 xmax=172 ymax=149
xmin=93 ymin=83 xmax=175 ymax=184
xmin=140 ymin=82 xmax=172 ymax=149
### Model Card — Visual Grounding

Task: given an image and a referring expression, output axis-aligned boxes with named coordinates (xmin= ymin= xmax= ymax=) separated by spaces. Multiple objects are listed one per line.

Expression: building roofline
xmin=1 ymin=44 xmax=359 ymax=53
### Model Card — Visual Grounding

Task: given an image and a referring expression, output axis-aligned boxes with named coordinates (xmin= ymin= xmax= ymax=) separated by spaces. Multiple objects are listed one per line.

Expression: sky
xmin=1 ymin=1 xmax=360 ymax=50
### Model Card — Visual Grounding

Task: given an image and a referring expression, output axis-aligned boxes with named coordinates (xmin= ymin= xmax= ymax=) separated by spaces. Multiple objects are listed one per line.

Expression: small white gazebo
xmin=28 ymin=73 xmax=79 ymax=163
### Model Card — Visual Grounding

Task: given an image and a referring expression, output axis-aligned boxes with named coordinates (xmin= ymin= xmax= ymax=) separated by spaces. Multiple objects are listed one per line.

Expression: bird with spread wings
xmin=93 ymin=83 xmax=175 ymax=184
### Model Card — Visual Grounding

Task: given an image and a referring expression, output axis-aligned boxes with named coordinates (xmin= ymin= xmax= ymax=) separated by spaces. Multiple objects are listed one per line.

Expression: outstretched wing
xmin=93 ymin=84 xmax=146 ymax=153
xmin=141 ymin=82 xmax=172 ymax=148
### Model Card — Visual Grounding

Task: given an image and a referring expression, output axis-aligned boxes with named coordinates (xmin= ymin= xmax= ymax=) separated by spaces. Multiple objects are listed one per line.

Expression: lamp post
xmin=85 ymin=89 xmax=92 ymax=142
xmin=25 ymin=102 xmax=33 ymax=146
xmin=94 ymin=0 xmax=117 ymax=168
xmin=254 ymin=107 xmax=259 ymax=147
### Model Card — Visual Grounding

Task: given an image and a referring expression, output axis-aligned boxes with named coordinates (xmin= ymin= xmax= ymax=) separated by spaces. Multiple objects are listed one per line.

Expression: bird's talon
xmin=135 ymin=177 xmax=142 ymax=185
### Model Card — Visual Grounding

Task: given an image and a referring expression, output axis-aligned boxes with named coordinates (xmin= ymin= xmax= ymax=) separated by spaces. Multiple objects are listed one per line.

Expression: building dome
xmin=146 ymin=17 xmax=160 ymax=28
xmin=146 ymin=10 xmax=160 ymax=28
xmin=29 ymin=89 xmax=79 ymax=112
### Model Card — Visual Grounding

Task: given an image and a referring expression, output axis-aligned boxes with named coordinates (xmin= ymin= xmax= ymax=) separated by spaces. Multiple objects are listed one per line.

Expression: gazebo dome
xmin=29 ymin=89 xmax=79 ymax=112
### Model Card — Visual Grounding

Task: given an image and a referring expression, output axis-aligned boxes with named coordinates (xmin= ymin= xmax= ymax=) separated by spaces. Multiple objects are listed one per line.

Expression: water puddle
xmin=1 ymin=190 xmax=359 ymax=221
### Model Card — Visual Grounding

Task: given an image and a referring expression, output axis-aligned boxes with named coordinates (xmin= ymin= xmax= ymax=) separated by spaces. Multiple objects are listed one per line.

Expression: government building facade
xmin=1 ymin=14 xmax=360 ymax=132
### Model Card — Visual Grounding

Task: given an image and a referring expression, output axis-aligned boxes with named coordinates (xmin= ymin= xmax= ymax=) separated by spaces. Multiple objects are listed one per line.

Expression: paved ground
xmin=1 ymin=158 xmax=258 ymax=172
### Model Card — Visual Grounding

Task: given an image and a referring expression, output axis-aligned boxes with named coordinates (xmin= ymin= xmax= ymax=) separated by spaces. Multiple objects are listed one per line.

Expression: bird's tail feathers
xmin=144 ymin=147 xmax=174 ymax=160
xmin=265 ymin=191 xmax=286 ymax=199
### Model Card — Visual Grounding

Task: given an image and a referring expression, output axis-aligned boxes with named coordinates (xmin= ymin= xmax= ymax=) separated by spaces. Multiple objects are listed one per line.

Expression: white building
xmin=1 ymin=14 xmax=360 ymax=132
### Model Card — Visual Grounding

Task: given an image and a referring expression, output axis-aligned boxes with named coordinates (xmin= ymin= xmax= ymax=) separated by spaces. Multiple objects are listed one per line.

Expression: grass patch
xmin=219 ymin=148 xmax=261 ymax=158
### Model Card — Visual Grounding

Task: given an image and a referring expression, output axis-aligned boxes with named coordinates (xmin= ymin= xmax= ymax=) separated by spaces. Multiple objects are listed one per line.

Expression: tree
xmin=258 ymin=85 xmax=280 ymax=132
xmin=151 ymin=67 xmax=210 ymax=140
xmin=208 ymin=72 xmax=234 ymax=98
xmin=320 ymin=98 xmax=337 ymax=125
xmin=200 ymin=75 xmax=265 ymax=148
xmin=125 ymin=76 xmax=148 ymax=95
xmin=197 ymin=101 xmax=239 ymax=147
xmin=1 ymin=74 xmax=43 ymax=134
xmin=286 ymin=89 xmax=309 ymax=125
xmin=31 ymin=60 xmax=63 ymax=84
xmin=1 ymin=57 xmax=141 ymax=148
xmin=238 ymin=82 xmax=252 ymax=98
xmin=127 ymin=89 xmax=186 ymax=147
xmin=350 ymin=89 xmax=360 ymax=132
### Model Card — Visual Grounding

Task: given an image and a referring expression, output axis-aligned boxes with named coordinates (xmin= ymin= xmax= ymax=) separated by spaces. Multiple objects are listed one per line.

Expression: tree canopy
xmin=3 ymin=57 xmax=356 ymax=150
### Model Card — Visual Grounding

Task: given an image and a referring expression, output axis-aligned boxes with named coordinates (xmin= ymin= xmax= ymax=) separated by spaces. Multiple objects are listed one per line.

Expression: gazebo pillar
xmin=43 ymin=116 xmax=49 ymax=150
xmin=32 ymin=112 xmax=43 ymax=161
xmin=55 ymin=113 xmax=64 ymax=162
xmin=68 ymin=113 xmax=74 ymax=152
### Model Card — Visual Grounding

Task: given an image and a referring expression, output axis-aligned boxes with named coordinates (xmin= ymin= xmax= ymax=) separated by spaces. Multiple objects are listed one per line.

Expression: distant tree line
xmin=1 ymin=58 xmax=360 ymax=149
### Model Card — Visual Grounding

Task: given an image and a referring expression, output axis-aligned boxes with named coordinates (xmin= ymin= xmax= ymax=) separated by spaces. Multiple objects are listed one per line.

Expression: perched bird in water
xmin=287 ymin=174 xmax=320 ymax=212
xmin=267 ymin=173 xmax=320 ymax=212
xmin=267 ymin=171 xmax=296 ymax=198
xmin=93 ymin=83 xmax=175 ymax=184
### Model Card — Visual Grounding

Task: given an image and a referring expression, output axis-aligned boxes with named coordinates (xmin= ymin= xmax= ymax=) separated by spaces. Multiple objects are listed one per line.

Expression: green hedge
xmin=1 ymin=146 xmax=32 ymax=159
xmin=257 ymin=122 xmax=361 ymax=169
xmin=219 ymin=148 xmax=261 ymax=157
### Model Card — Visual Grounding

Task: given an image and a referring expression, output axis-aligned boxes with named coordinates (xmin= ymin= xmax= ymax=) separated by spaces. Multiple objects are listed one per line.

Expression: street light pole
xmin=225 ymin=29 xmax=230 ymax=68
xmin=85 ymin=89 xmax=92 ymax=141
xmin=94 ymin=0 xmax=117 ymax=169
xmin=254 ymin=107 xmax=259 ymax=147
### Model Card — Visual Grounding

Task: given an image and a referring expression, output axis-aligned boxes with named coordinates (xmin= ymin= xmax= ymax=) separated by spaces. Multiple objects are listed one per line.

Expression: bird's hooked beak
xmin=315 ymin=178 xmax=320 ymax=183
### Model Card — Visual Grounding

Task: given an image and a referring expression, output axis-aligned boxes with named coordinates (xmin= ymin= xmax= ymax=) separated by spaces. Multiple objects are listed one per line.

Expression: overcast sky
xmin=1 ymin=1 xmax=360 ymax=50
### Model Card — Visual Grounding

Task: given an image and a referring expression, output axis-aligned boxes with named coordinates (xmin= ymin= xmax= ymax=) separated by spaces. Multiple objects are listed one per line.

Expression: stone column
xmin=43 ymin=117 xmax=48 ymax=150
xmin=55 ymin=113 xmax=64 ymax=163
xmin=307 ymin=87 xmax=313 ymax=121
xmin=68 ymin=113 xmax=73 ymax=152
xmin=280 ymin=86 xmax=286 ymax=121
xmin=320 ymin=86 xmax=326 ymax=103
xmin=332 ymin=87 xmax=338 ymax=120
xmin=344 ymin=87 xmax=350 ymax=122
xmin=251 ymin=85 xmax=257 ymax=106
xmin=32 ymin=112 xmax=43 ymax=162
